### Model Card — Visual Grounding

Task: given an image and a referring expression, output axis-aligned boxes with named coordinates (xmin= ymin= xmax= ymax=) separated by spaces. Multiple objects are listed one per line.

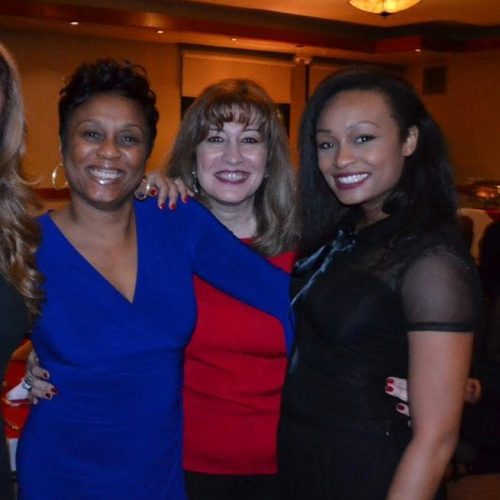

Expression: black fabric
xmin=0 ymin=275 xmax=28 ymax=500
xmin=184 ymin=470 xmax=282 ymax=500
xmin=279 ymin=416 xmax=446 ymax=500
xmin=279 ymin=214 xmax=481 ymax=499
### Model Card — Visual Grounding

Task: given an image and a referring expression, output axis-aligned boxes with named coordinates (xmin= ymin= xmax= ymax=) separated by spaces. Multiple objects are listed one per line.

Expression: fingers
xmin=135 ymin=172 xmax=193 ymax=209
xmin=173 ymin=178 xmax=194 ymax=203
xmin=385 ymin=376 xmax=408 ymax=403
xmin=153 ymin=176 xmax=191 ymax=210
xmin=134 ymin=175 xmax=150 ymax=201
xmin=464 ymin=378 xmax=482 ymax=404
xmin=30 ymin=365 xmax=49 ymax=381
xmin=26 ymin=353 xmax=57 ymax=401
xmin=396 ymin=403 xmax=411 ymax=426
xmin=146 ymin=171 xmax=168 ymax=208
xmin=30 ymin=377 xmax=58 ymax=401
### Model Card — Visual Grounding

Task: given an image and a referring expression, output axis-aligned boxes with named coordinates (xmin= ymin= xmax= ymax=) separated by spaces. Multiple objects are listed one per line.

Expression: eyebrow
xmin=77 ymin=119 xmax=145 ymax=130
xmin=316 ymin=121 xmax=380 ymax=134
xmin=208 ymin=126 xmax=261 ymax=132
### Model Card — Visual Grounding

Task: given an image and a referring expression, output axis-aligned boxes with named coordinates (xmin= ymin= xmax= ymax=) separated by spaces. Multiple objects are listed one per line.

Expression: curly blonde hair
xmin=0 ymin=44 xmax=43 ymax=320
xmin=168 ymin=78 xmax=298 ymax=256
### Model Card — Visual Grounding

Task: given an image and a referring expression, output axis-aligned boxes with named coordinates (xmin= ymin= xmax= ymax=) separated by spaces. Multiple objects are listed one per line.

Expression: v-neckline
xmin=43 ymin=208 xmax=142 ymax=305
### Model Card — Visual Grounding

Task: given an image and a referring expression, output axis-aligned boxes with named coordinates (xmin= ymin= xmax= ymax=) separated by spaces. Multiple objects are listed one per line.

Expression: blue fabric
xmin=17 ymin=198 xmax=292 ymax=500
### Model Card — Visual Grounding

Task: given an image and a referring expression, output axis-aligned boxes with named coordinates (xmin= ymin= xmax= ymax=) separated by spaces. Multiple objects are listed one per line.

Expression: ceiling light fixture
xmin=156 ymin=29 xmax=164 ymax=34
xmin=69 ymin=21 xmax=79 ymax=26
xmin=348 ymin=0 xmax=422 ymax=17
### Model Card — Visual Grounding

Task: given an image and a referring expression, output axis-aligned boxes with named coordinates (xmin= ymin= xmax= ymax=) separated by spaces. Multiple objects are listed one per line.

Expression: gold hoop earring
xmin=51 ymin=163 xmax=68 ymax=190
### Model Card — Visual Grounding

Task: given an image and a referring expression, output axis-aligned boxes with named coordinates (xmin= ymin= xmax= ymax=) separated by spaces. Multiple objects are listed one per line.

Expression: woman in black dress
xmin=0 ymin=43 xmax=43 ymax=500
xmin=278 ymin=68 xmax=481 ymax=499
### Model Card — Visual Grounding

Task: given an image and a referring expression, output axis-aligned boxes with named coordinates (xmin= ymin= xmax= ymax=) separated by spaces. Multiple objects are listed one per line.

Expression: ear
xmin=402 ymin=126 xmax=418 ymax=157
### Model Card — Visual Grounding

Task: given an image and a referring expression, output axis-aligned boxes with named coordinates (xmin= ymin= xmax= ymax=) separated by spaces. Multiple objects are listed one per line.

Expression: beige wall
xmin=182 ymin=51 xmax=292 ymax=102
xmin=406 ymin=51 xmax=500 ymax=184
xmin=1 ymin=29 xmax=180 ymax=187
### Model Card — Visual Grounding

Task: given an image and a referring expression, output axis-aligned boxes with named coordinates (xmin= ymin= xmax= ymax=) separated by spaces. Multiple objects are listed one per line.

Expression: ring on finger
xmin=22 ymin=376 xmax=34 ymax=392
xmin=134 ymin=175 xmax=151 ymax=201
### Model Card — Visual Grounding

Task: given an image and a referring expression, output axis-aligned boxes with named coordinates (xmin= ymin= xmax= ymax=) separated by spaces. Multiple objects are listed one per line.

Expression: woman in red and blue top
xmin=168 ymin=78 xmax=298 ymax=500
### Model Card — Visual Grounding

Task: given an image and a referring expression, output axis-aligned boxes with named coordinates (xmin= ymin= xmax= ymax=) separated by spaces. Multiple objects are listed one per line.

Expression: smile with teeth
xmin=88 ymin=167 xmax=123 ymax=184
xmin=335 ymin=173 xmax=369 ymax=186
xmin=215 ymin=170 xmax=250 ymax=183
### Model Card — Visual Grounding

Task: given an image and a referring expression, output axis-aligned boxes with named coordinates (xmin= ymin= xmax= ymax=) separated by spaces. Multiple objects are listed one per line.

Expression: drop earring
xmin=192 ymin=167 xmax=200 ymax=195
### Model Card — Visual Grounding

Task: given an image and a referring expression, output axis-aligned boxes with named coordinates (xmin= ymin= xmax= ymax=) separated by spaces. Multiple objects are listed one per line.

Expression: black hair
xmin=297 ymin=66 xmax=457 ymax=256
xmin=58 ymin=58 xmax=159 ymax=156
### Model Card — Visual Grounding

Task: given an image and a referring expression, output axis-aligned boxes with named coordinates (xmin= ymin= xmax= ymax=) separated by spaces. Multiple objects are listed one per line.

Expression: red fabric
xmin=1 ymin=360 xmax=30 ymax=439
xmin=183 ymin=250 xmax=294 ymax=474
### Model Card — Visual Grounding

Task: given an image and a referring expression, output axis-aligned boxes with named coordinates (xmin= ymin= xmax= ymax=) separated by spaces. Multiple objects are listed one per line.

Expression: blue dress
xmin=17 ymin=198 xmax=293 ymax=500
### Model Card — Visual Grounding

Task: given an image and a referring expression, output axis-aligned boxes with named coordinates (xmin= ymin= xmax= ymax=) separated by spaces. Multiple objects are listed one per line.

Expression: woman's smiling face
xmin=62 ymin=92 xmax=149 ymax=210
xmin=315 ymin=89 xmax=417 ymax=224
xmin=194 ymin=118 xmax=268 ymax=210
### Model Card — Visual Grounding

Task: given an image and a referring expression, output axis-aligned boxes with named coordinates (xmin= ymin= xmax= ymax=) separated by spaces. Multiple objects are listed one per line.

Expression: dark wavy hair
xmin=0 ymin=43 xmax=43 ymax=320
xmin=59 ymin=58 xmax=159 ymax=156
xmin=297 ymin=66 xmax=457 ymax=256
xmin=168 ymin=78 xmax=298 ymax=256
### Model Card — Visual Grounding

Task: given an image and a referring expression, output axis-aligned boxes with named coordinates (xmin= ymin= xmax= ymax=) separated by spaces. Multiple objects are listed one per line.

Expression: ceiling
xmin=0 ymin=0 xmax=499 ymax=65
xmin=195 ymin=0 xmax=500 ymax=27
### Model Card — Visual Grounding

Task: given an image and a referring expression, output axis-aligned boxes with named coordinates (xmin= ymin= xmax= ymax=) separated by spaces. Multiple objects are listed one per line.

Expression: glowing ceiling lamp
xmin=348 ymin=0 xmax=422 ymax=17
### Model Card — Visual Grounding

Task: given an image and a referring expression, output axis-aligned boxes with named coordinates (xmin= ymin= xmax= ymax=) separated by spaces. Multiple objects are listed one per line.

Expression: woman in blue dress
xmin=16 ymin=59 xmax=293 ymax=500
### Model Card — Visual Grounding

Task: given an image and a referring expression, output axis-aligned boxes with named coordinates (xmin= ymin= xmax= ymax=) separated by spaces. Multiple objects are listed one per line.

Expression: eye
xmin=118 ymin=135 xmax=140 ymax=146
xmin=355 ymin=135 xmax=375 ymax=144
xmin=206 ymin=135 xmax=224 ymax=143
xmin=317 ymin=141 xmax=335 ymax=150
xmin=242 ymin=136 xmax=260 ymax=144
xmin=82 ymin=130 xmax=101 ymax=141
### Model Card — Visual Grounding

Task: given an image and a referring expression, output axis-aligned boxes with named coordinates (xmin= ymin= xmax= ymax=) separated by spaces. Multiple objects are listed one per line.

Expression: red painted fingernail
xmin=385 ymin=385 xmax=394 ymax=392
xmin=42 ymin=371 xmax=49 ymax=380
xmin=51 ymin=387 xmax=59 ymax=395
xmin=45 ymin=392 xmax=53 ymax=400
xmin=150 ymin=188 xmax=158 ymax=196
xmin=386 ymin=378 xmax=394 ymax=384
xmin=397 ymin=404 xmax=405 ymax=411
xmin=170 ymin=203 xmax=176 ymax=211
xmin=160 ymin=203 xmax=166 ymax=210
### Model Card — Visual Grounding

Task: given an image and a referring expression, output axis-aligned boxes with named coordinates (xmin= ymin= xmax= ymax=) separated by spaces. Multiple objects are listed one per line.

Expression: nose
xmin=335 ymin=143 xmax=355 ymax=169
xmin=97 ymin=137 xmax=121 ymax=160
xmin=223 ymin=139 xmax=243 ymax=165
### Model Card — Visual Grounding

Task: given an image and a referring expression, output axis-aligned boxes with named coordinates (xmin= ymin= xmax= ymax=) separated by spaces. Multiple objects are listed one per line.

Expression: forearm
xmin=387 ymin=432 xmax=458 ymax=499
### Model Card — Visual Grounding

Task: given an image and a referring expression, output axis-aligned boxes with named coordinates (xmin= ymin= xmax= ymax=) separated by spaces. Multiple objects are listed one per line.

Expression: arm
xmin=385 ymin=376 xmax=482 ymax=415
xmin=387 ymin=331 xmax=472 ymax=499
xmin=387 ymin=248 xmax=479 ymax=499
xmin=182 ymin=200 xmax=294 ymax=353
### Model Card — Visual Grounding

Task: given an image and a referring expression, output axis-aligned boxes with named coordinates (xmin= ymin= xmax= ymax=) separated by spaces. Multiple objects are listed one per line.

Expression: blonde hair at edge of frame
xmin=0 ymin=43 xmax=43 ymax=319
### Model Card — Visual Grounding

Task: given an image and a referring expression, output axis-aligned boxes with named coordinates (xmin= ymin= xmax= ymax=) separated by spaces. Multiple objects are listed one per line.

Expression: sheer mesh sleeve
xmin=400 ymin=247 xmax=480 ymax=333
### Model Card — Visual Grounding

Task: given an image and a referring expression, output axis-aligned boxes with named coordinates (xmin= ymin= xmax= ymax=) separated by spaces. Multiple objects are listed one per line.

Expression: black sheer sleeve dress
xmin=278 ymin=214 xmax=481 ymax=500
xmin=0 ymin=275 xmax=28 ymax=500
